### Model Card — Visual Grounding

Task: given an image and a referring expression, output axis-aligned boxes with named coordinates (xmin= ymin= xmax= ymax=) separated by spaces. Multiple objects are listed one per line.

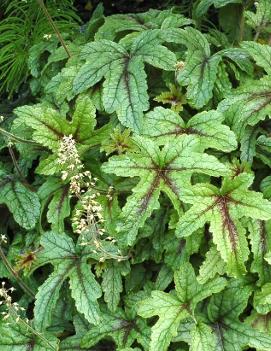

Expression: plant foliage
xmin=2 ymin=1 xmax=271 ymax=351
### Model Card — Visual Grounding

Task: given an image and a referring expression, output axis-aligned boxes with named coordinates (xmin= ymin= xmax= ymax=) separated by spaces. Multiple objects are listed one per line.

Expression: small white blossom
xmin=0 ymin=283 xmax=25 ymax=324
xmin=0 ymin=234 xmax=7 ymax=244
xmin=43 ymin=34 xmax=52 ymax=40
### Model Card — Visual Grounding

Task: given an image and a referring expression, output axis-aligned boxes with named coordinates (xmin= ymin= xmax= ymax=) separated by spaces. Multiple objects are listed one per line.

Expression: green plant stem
xmin=9 ymin=309 xmax=56 ymax=350
xmin=254 ymin=29 xmax=261 ymax=42
xmin=0 ymin=246 xmax=35 ymax=299
xmin=8 ymin=146 xmax=26 ymax=183
xmin=0 ymin=127 xmax=38 ymax=145
xmin=239 ymin=5 xmax=245 ymax=43
xmin=37 ymin=0 xmax=71 ymax=58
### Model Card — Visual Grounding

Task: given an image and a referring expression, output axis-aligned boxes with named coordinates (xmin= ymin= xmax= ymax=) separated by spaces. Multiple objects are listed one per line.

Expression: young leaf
xmin=73 ymin=30 xmax=176 ymax=131
xmin=176 ymin=174 xmax=271 ymax=276
xmin=102 ymin=135 xmax=229 ymax=246
xmin=154 ymin=84 xmax=187 ymax=113
xmin=142 ymin=107 xmax=237 ymax=151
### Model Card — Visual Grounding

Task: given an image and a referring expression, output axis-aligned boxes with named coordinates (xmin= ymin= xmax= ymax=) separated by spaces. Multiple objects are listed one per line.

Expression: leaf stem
xmin=254 ymin=29 xmax=260 ymax=42
xmin=0 ymin=127 xmax=38 ymax=145
xmin=0 ymin=245 xmax=35 ymax=299
xmin=37 ymin=0 xmax=71 ymax=58
xmin=8 ymin=146 xmax=27 ymax=183
xmin=10 ymin=308 xmax=57 ymax=351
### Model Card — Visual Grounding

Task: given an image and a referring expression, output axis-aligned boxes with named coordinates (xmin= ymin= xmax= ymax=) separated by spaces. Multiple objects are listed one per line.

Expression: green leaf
xmin=142 ymin=107 xmax=237 ymax=151
xmin=102 ymin=135 xmax=229 ymax=246
xmin=138 ymin=291 xmax=189 ymax=351
xmin=59 ymin=314 xmax=90 ymax=350
xmin=254 ymin=283 xmax=271 ymax=314
xmin=241 ymin=41 xmax=271 ymax=74
xmin=206 ymin=280 xmax=271 ymax=351
xmin=174 ymin=263 xmax=226 ymax=310
xmin=176 ymin=27 xmax=222 ymax=108
xmin=34 ymin=261 xmax=74 ymax=331
xmin=81 ymin=307 xmax=150 ymax=350
xmin=35 ymin=154 xmax=62 ymax=176
xmin=69 ymin=260 xmax=102 ymax=325
xmin=246 ymin=310 xmax=271 ymax=349
xmin=190 ymin=322 xmax=216 ymax=351
xmin=47 ymin=185 xmax=70 ymax=233
xmin=32 ymin=231 xmax=76 ymax=269
xmin=0 ymin=173 xmax=40 ymax=229
xmin=138 ymin=262 xmax=226 ymax=351
xmin=245 ymin=0 xmax=271 ymax=34
xmin=218 ymin=75 xmax=271 ymax=139
xmin=0 ymin=319 xmax=59 ymax=351
xmin=45 ymin=64 xmax=79 ymax=108
xmin=247 ymin=219 xmax=271 ymax=285
xmin=257 ymin=135 xmax=271 ymax=167
xmin=240 ymin=125 xmax=259 ymax=163
xmin=218 ymin=47 xmax=254 ymax=76
xmin=102 ymin=260 xmax=130 ymax=312
xmin=198 ymin=245 xmax=226 ymax=284
xmin=33 ymin=232 xmax=101 ymax=330
xmin=176 ymin=174 xmax=271 ymax=276
xmin=71 ymin=94 xmax=97 ymax=143
xmin=14 ymin=104 xmax=68 ymax=152
xmin=194 ymin=0 xmax=241 ymax=18
xmin=73 ymin=30 xmax=176 ymax=131
xmin=95 ymin=9 xmax=191 ymax=40
xmin=14 ymin=95 xmax=98 ymax=152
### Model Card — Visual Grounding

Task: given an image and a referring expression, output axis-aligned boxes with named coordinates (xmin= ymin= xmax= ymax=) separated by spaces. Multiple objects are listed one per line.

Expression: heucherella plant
xmin=2 ymin=1 xmax=271 ymax=351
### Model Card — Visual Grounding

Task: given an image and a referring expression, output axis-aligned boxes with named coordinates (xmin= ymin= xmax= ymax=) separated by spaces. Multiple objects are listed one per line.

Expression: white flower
xmin=43 ymin=34 xmax=52 ymax=40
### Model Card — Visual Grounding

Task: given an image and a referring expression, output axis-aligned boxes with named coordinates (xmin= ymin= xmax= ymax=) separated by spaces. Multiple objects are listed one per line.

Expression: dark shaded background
xmin=75 ymin=0 xmax=192 ymax=19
